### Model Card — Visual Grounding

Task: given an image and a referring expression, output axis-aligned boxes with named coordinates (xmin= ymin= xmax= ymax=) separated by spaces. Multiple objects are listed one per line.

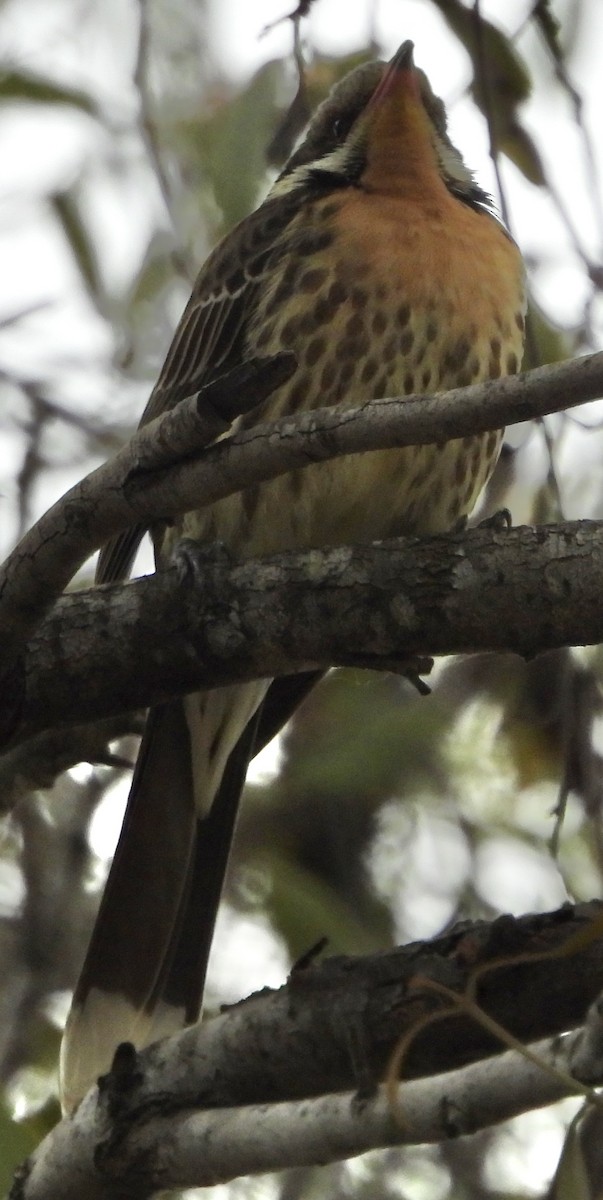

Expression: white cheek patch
xmin=434 ymin=132 xmax=477 ymax=191
xmin=268 ymin=127 xmax=368 ymax=200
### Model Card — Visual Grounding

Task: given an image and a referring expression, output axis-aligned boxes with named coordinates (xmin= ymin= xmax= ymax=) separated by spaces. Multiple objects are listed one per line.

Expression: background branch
xmin=0 ymin=355 xmax=294 ymax=655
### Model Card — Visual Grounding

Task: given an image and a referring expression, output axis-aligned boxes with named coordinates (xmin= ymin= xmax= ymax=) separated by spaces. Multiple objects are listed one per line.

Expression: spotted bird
xmin=61 ymin=40 xmax=525 ymax=1113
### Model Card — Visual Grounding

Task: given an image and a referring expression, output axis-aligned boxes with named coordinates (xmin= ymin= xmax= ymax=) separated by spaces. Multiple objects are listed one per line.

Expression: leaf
xmin=433 ymin=0 xmax=532 ymax=106
xmin=265 ymin=849 xmax=384 ymax=958
xmin=501 ymin=120 xmax=547 ymax=187
xmin=0 ymin=1095 xmax=59 ymax=1195
xmin=129 ymin=234 xmax=175 ymax=309
xmin=0 ymin=68 xmax=98 ymax=116
xmin=182 ymin=59 xmax=288 ymax=230
xmin=431 ymin=2 xmax=546 ymax=188
xmin=51 ymin=190 xmax=101 ymax=301
xmin=523 ymin=300 xmax=578 ymax=371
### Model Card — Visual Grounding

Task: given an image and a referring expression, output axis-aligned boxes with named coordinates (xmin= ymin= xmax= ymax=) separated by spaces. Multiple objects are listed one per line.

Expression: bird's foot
xmin=172 ymin=537 xmax=235 ymax=585
xmin=476 ymin=507 xmax=512 ymax=531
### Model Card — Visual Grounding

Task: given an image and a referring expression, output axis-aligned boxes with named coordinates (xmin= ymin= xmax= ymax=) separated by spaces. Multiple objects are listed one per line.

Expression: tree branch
xmin=14 ymin=901 xmax=603 ymax=1199
xmin=0 ymin=716 xmax=142 ymax=810
xmin=3 ymin=519 xmax=603 ymax=748
xmin=18 ymin=1034 xmax=601 ymax=1199
xmin=0 ymin=355 xmax=295 ymax=654
xmin=1 ymin=352 xmax=602 ymax=661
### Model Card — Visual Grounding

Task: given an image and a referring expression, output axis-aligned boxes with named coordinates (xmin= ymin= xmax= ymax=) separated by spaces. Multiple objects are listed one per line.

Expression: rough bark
xmin=2 ymin=519 xmax=602 ymax=748
xmin=12 ymin=901 xmax=603 ymax=1199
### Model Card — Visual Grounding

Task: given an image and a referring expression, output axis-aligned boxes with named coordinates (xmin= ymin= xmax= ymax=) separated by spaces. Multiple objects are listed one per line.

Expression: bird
xmin=60 ymin=39 xmax=526 ymax=1112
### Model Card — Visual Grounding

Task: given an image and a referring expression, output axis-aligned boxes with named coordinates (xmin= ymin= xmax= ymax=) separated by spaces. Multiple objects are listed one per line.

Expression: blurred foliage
xmin=190 ymin=59 xmax=289 ymax=228
xmin=0 ymin=1096 xmax=55 ymax=1196
xmin=523 ymin=299 xmax=578 ymax=370
xmin=1 ymin=0 xmax=603 ymax=1196
xmin=0 ymin=67 xmax=99 ymax=114
xmin=51 ymin=190 xmax=104 ymax=302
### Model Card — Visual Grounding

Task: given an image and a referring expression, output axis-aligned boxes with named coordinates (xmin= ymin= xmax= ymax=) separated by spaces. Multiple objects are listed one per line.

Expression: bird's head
xmin=274 ymin=41 xmax=491 ymax=211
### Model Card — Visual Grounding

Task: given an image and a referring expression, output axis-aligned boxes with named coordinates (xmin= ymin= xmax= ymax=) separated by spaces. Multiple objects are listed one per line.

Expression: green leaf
xmin=265 ymin=850 xmax=385 ymax=958
xmin=177 ymin=59 xmax=288 ymax=232
xmin=433 ymin=1 xmax=532 ymax=106
xmin=0 ymin=68 xmax=98 ymax=115
xmin=523 ymin=300 xmax=578 ymax=371
xmin=51 ymin=190 xmax=101 ymax=301
xmin=431 ymin=2 xmax=546 ymax=188
xmin=500 ymin=120 xmax=547 ymax=187
xmin=129 ymin=234 xmax=175 ymax=309
xmin=0 ymin=1095 xmax=59 ymax=1194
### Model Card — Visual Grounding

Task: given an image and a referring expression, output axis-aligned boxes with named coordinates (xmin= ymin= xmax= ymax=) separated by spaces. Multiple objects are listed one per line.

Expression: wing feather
xmin=96 ymin=190 xmax=300 ymax=584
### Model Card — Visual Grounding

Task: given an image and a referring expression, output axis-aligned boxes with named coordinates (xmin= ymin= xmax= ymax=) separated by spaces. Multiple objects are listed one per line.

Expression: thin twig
xmin=134 ymin=0 xmax=194 ymax=282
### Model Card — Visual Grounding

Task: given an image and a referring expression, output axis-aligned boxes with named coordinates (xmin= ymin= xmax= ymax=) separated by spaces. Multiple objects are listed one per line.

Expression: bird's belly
xmin=178 ymin=190 xmax=524 ymax=557
xmin=262 ymin=431 xmax=501 ymax=549
xmin=178 ymin=430 xmax=500 ymax=812
xmin=179 ymin=428 xmax=502 ymax=558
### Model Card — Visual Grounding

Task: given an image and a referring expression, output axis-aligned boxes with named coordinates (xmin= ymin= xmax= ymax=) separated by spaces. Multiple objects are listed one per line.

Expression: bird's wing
xmin=96 ymin=190 xmax=300 ymax=585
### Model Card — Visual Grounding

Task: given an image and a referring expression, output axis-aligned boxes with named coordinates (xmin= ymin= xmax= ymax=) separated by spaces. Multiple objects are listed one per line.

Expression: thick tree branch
xmin=1 ymin=352 xmax=602 ymax=660
xmin=121 ymin=1022 xmax=603 ymax=1189
xmin=14 ymin=901 xmax=603 ymax=1199
xmin=3 ymin=519 xmax=603 ymax=748
xmin=17 ymin=1034 xmax=601 ymax=1200
xmin=0 ymin=355 xmax=295 ymax=653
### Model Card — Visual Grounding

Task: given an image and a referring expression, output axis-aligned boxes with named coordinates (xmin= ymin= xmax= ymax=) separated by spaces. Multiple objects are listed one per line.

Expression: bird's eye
xmin=332 ymin=117 xmax=344 ymax=139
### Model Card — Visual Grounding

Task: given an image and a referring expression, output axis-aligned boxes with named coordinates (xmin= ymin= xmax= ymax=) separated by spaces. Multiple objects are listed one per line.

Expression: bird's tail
xmin=59 ymin=699 xmax=257 ymax=1114
xmin=60 ymin=670 xmax=323 ymax=1114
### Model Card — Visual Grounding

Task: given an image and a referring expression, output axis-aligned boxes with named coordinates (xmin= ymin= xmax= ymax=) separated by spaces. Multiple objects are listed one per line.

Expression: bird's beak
xmin=367 ymin=39 xmax=418 ymax=112
xmin=389 ymin=40 xmax=416 ymax=73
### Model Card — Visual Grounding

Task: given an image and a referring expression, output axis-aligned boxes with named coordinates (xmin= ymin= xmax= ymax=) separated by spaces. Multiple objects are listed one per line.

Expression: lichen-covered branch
xmin=13 ymin=901 xmax=603 ymax=1199
xmin=2 ymin=519 xmax=603 ymax=748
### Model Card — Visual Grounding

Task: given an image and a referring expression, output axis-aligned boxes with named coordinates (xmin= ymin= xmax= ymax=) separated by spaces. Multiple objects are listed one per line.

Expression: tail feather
xmin=134 ymin=674 xmax=323 ymax=1041
xmin=149 ymin=707 xmax=262 ymax=1040
xmin=60 ymin=700 xmax=197 ymax=1112
xmin=61 ymin=673 xmax=324 ymax=1113
xmin=254 ymin=672 xmax=323 ymax=753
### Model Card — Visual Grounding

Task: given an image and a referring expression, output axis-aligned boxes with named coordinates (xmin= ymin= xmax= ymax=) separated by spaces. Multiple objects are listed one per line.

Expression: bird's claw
xmin=172 ymin=537 xmax=235 ymax=584
xmin=477 ymin=507 xmax=512 ymax=531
